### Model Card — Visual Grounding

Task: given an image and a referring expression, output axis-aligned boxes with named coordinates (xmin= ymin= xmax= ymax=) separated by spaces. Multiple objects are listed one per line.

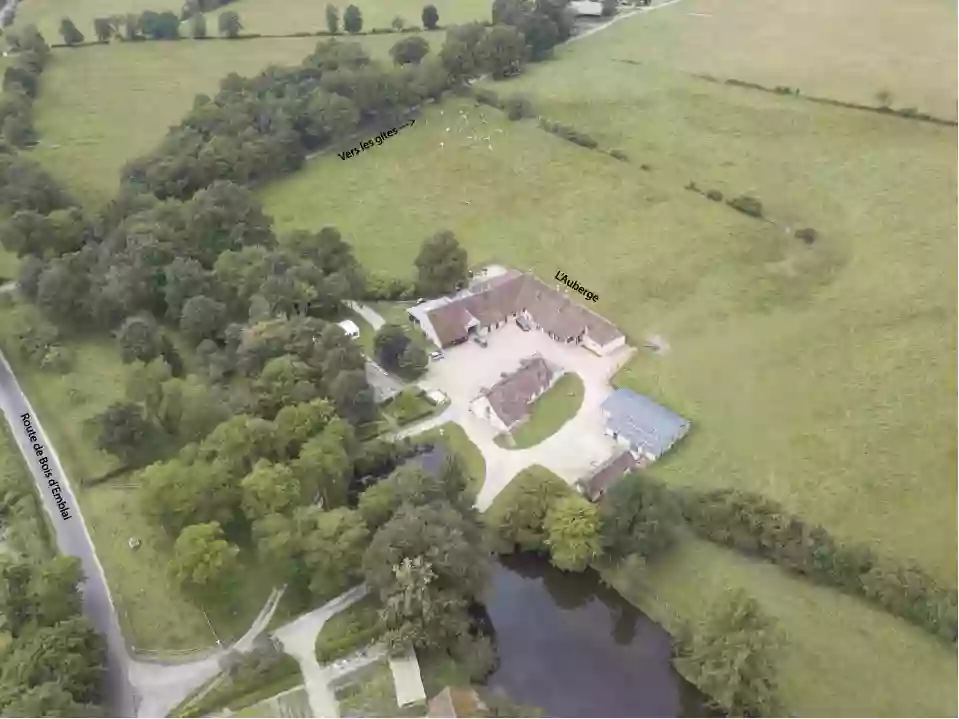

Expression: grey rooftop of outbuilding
xmin=601 ymin=388 xmax=690 ymax=458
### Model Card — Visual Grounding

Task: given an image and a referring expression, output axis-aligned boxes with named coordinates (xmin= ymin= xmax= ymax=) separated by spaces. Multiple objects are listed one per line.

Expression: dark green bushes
xmin=681 ymin=488 xmax=958 ymax=642
xmin=538 ymin=118 xmax=598 ymax=149
xmin=727 ymin=194 xmax=763 ymax=218
xmin=314 ymin=595 xmax=385 ymax=663
xmin=182 ymin=639 xmax=302 ymax=716
xmin=503 ymin=93 xmax=534 ymax=121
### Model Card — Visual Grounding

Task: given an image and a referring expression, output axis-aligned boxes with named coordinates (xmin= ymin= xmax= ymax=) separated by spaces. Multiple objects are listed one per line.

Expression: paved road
xmin=0 ymin=350 xmax=136 ymax=717
xmin=129 ymin=587 xmax=286 ymax=718
xmin=346 ymin=301 xmax=386 ymax=330
xmin=274 ymin=584 xmax=370 ymax=718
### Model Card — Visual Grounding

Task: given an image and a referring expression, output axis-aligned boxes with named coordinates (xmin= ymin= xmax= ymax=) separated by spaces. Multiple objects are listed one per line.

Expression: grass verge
xmin=334 ymin=658 xmax=405 ymax=718
xmin=315 ymin=594 xmax=385 ymax=664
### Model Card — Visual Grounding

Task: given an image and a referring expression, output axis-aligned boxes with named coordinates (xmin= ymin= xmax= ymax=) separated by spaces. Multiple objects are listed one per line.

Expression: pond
xmin=481 ymin=553 xmax=708 ymax=718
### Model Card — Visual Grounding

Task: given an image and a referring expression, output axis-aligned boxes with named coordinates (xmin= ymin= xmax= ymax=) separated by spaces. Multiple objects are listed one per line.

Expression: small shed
xmin=576 ymin=450 xmax=637 ymax=502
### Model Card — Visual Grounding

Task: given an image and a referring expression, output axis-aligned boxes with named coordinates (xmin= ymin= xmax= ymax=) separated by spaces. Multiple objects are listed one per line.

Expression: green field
xmin=604 ymin=536 xmax=958 ymax=717
xmin=605 ymin=0 xmax=957 ymax=119
xmin=29 ymin=34 xmax=432 ymax=205
xmin=495 ymin=372 xmax=583 ymax=449
xmin=210 ymin=0 xmax=489 ymax=36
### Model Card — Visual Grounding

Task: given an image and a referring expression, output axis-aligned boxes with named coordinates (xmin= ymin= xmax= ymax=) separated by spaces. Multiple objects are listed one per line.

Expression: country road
xmin=0 ymin=349 xmax=136 ymax=717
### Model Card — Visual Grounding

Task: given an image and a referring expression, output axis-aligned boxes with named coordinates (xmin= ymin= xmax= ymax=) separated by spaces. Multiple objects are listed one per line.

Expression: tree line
xmin=680 ymin=487 xmax=958 ymax=642
xmin=0 ymin=556 xmax=106 ymax=715
xmin=0 ymin=24 xmax=51 ymax=147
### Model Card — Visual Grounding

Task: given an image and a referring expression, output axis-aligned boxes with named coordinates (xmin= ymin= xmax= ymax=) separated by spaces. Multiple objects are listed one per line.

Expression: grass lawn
xmin=29 ymin=34 xmax=422 ymax=206
xmin=381 ymin=388 xmax=437 ymax=427
xmin=494 ymin=373 xmax=583 ymax=449
xmin=0 ymin=247 xmax=18 ymax=284
xmin=233 ymin=685 xmax=312 ymax=718
xmin=603 ymin=536 xmax=958 ymax=717
xmin=208 ymin=0 xmax=489 ymax=36
xmin=370 ymin=302 xmax=438 ymax=353
xmin=315 ymin=593 xmax=384 ymax=663
xmin=408 ymin=422 xmax=485 ymax=499
xmin=334 ymin=659 xmax=406 ymax=718
xmin=589 ymin=0 xmax=957 ymax=120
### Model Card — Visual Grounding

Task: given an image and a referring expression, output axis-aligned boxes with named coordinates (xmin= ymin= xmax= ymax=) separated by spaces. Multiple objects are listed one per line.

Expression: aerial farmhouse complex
xmin=407 ymin=269 xmax=626 ymax=356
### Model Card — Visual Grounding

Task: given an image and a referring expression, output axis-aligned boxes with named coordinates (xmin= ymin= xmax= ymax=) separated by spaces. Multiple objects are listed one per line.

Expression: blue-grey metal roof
xmin=601 ymin=388 xmax=690 ymax=458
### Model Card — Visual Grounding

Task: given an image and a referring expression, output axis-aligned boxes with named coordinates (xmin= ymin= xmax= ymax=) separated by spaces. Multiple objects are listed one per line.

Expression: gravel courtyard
xmin=413 ymin=323 xmax=635 ymax=507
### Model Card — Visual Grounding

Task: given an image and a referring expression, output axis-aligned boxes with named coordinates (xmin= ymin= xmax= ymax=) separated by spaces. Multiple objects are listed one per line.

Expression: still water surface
xmin=482 ymin=553 xmax=708 ymax=718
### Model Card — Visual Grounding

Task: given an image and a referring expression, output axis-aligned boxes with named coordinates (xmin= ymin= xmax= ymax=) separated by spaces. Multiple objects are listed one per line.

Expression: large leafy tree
xmin=273 ymin=398 xmax=336 ymax=460
xmin=363 ymin=501 xmax=488 ymax=652
xmin=545 ymin=494 xmax=601 ymax=572
xmin=598 ymin=471 xmax=681 ymax=561
xmin=414 ymin=229 xmax=468 ymax=297
xmin=59 ymin=17 xmax=85 ymax=45
xmin=292 ymin=424 xmax=353 ymax=509
xmin=254 ymin=506 xmax=368 ymax=605
xmin=116 ymin=314 xmax=163 ymax=364
xmin=179 ymin=294 xmax=227 ymax=343
xmin=218 ymin=10 xmax=242 ymax=38
xmin=476 ymin=24 xmax=527 ymax=80
xmin=421 ymin=4 xmax=439 ymax=29
xmin=390 ymin=36 xmax=431 ymax=66
xmin=93 ymin=402 xmax=153 ymax=462
xmin=171 ymin=521 xmax=240 ymax=598
xmin=484 ymin=466 xmax=570 ymax=552
xmin=673 ymin=590 xmax=781 ymax=717
xmin=325 ymin=4 xmax=339 ymax=33
xmin=343 ymin=4 xmax=363 ymax=33
xmin=140 ymin=457 xmax=240 ymax=535
xmin=241 ymin=460 xmax=301 ymax=520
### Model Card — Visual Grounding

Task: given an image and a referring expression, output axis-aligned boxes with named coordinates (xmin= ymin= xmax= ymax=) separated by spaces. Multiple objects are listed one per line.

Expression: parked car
xmin=429 ymin=350 xmax=445 ymax=360
xmin=515 ymin=316 xmax=532 ymax=332
xmin=472 ymin=334 xmax=488 ymax=347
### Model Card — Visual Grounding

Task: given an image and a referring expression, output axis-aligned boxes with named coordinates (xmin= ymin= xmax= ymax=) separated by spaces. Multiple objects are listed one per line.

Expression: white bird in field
xmin=446 ymin=127 xmax=450 ymax=132
xmin=440 ymin=142 xmax=445 ymax=148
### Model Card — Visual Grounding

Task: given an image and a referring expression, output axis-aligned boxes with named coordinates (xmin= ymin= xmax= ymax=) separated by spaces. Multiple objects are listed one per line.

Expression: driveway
xmin=411 ymin=324 xmax=635 ymax=509
xmin=273 ymin=584 xmax=370 ymax=719
xmin=346 ymin=301 xmax=385 ymax=331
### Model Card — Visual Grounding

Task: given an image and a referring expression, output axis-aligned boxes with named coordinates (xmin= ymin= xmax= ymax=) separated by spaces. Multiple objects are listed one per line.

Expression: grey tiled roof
xmin=601 ymin=388 xmax=690 ymax=458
